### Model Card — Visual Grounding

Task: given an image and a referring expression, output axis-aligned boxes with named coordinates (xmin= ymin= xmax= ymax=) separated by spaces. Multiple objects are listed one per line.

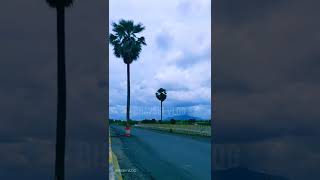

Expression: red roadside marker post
xmin=124 ymin=124 xmax=131 ymax=137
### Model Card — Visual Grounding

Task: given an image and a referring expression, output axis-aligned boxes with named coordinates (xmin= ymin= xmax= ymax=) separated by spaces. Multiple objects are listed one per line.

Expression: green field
xmin=135 ymin=123 xmax=211 ymax=136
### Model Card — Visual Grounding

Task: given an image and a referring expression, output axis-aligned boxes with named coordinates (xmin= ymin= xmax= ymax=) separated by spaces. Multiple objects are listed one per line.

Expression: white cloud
xmin=109 ymin=0 xmax=211 ymax=119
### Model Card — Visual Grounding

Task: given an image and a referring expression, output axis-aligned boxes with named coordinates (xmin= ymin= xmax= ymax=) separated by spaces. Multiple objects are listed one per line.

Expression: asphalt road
xmin=110 ymin=125 xmax=211 ymax=180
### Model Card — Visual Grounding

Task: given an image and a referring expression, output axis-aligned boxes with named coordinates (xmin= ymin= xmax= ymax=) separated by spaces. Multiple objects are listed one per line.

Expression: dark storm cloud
xmin=214 ymin=0 xmax=320 ymax=179
xmin=0 ymin=0 xmax=108 ymax=179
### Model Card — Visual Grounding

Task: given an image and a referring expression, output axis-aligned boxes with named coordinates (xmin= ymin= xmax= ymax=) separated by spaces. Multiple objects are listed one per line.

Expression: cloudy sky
xmin=109 ymin=0 xmax=211 ymax=120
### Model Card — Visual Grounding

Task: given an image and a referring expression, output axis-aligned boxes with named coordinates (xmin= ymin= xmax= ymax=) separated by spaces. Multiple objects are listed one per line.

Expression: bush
xmin=170 ymin=119 xmax=176 ymax=124
xmin=128 ymin=120 xmax=138 ymax=125
xmin=142 ymin=119 xmax=156 ymax=124
xmin=188 ymin=119 xmax=196 ymax=124
xmin=141 ymin=119 xmax=150 ymax=124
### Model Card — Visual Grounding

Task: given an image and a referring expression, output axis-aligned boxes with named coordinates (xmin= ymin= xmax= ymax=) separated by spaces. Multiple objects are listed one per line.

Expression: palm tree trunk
xmin=126 ymin=63 xmax=130 ymax=123
xmin=55 ymin=6 xmax=66 ymax=180
xmin=161 ymin=101 xmax=162 ymax=121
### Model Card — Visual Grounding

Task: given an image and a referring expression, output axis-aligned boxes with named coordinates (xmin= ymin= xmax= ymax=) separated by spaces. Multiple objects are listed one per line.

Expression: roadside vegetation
xmin=109 ymin=119 xmax=211 ymax=136
xmin=109 ymin=119 xmax=211 ymax=125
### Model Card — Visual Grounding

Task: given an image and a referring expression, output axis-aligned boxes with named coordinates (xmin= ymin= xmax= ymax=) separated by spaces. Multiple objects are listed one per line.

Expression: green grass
xmin=135 ymin=123 xmax=211 ymax=136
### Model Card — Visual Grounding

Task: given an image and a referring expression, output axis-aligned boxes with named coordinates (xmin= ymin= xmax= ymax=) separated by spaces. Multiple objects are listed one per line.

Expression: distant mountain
xmin=109 ymin=114 xmax=205 ymax=121
xmin=214 ymin=168 xmax=289 ymax=180
xmin=164 ymin=115 xmax=202 ymax=120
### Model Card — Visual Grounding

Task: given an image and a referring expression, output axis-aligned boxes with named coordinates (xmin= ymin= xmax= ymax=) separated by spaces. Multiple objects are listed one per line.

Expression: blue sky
xmin=109 ymin=0 xmax=211 ymax=120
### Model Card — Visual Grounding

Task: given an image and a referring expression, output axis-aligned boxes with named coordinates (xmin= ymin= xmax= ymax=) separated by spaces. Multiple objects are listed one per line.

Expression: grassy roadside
xmin=135 ymin=124 xmax=211 ymax=136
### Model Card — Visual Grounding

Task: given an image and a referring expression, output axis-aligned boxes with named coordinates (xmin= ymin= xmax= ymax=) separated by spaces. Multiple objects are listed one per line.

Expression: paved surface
xmin=110 ymin=125 xmax=211 ymax=180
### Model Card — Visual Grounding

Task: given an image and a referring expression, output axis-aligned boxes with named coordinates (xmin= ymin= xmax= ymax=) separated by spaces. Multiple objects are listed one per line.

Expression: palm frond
xmin=119 ymin=19 xmax=134 ymax=34
xmin=133 ymin=23 xmax=145 ymax=33
xmin=46 ymin=0 xmax=74 ymax=8
xmin=112 ymin=22 xmax=126 ymax=39
xmin=138 ymin=37 xmax=147 ymax=45
xmin=156 ymin=88 xmax=167 ymax=102
xmin=109 ymin=19 xmax=147 ymax=64
xmin=113 ymin=44 xmax=122 ymax=58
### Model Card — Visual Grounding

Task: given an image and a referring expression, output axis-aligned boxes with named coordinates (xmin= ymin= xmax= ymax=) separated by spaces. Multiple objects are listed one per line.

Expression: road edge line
xmin=109 ymin=130 xmax=123 ymax=180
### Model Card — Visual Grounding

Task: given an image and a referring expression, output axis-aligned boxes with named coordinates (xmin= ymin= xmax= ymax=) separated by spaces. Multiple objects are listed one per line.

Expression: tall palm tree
xmin=46 ymin=0 xmax=73 ymax=179
xmin=156 ymin=88 xmax=167 ymax=121
xmin=109 ymin=19 xmax=146 ymax=124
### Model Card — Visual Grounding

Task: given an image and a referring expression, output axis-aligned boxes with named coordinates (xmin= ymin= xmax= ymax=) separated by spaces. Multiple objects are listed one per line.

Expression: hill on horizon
xmin=164 ymin=114 xmax=203 ymax=121
xmin=109 ymin=114 xmax=209 ymax=121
